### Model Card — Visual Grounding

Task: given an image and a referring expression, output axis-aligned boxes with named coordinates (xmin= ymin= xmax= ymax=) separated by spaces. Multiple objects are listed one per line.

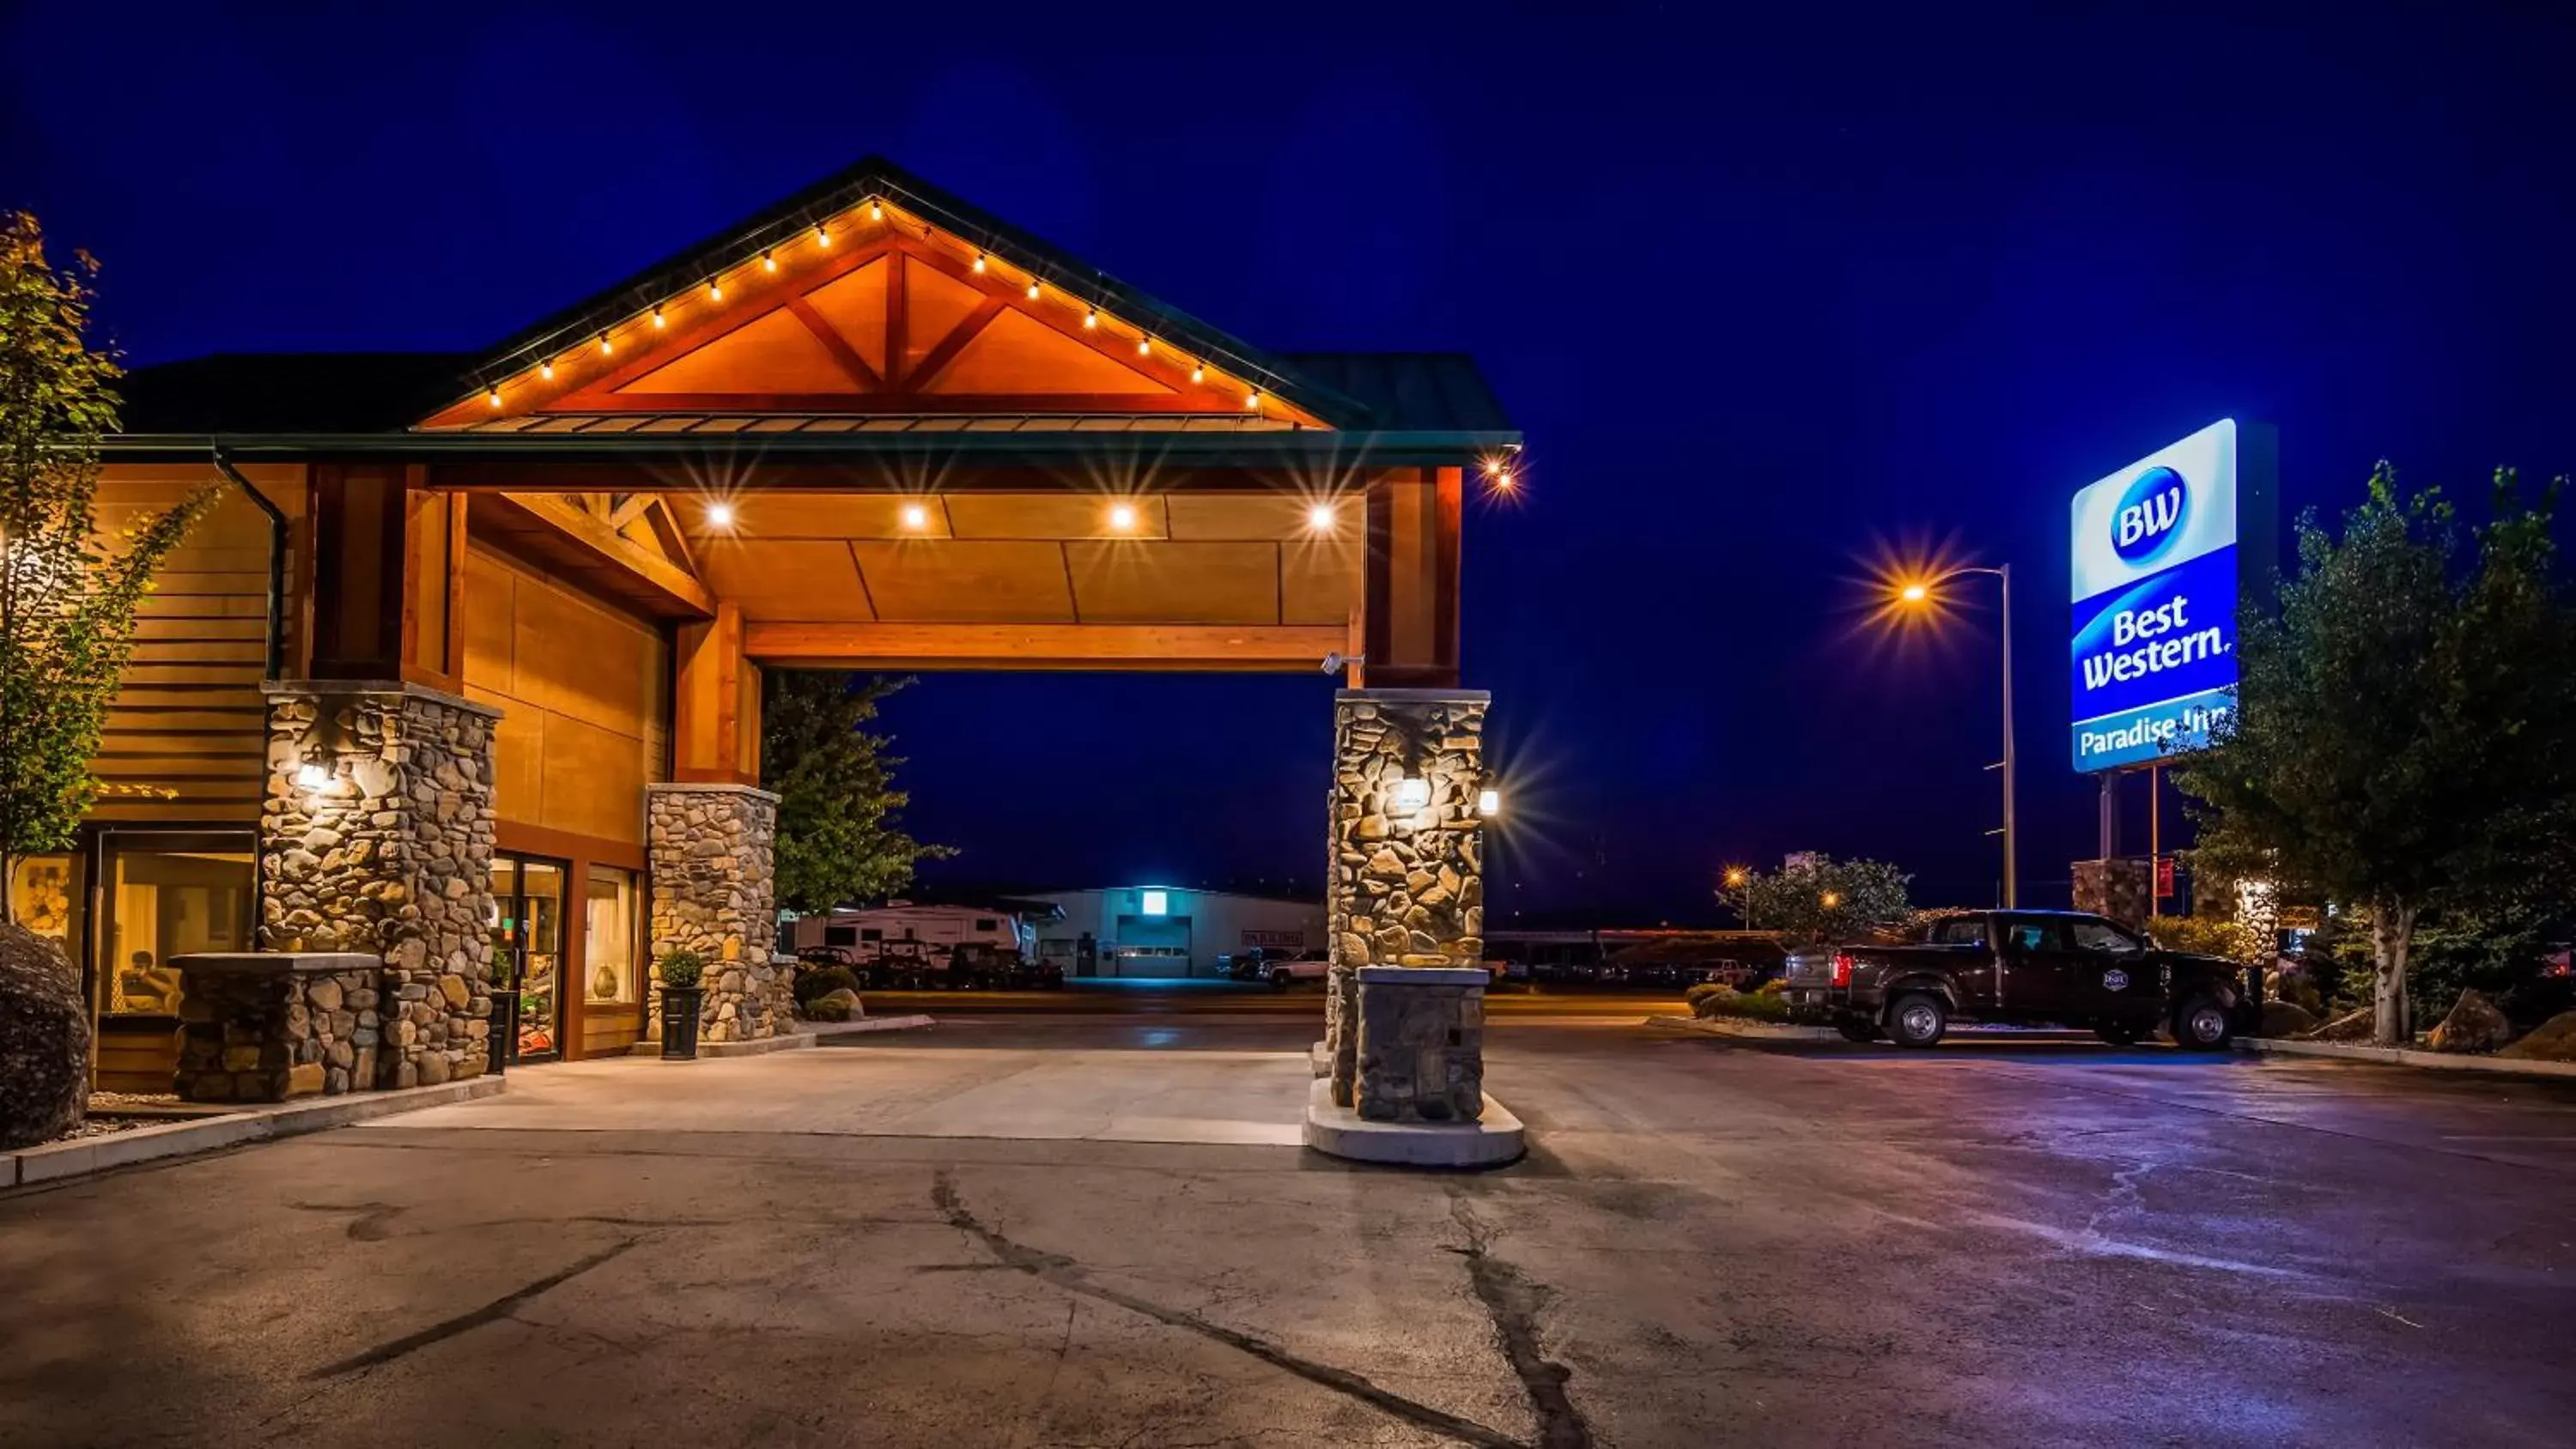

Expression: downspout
xmin=208 ymin=446 xmax=288 ymax=679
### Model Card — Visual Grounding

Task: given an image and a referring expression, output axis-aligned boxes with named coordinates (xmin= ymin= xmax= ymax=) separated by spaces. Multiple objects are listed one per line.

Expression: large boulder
xmin=0 ymin=922 xmax=90 ymax=1149
xmin=804 ymin=987 xmax=864 ymax=1023
xmin=2498 ymin=1011 xmax=2576 ymax=1063
xmin=2259 ymin=999 xmax=2318 ymax=1039
xmin=2427 ymin=988 xmax=2516 ymax=1054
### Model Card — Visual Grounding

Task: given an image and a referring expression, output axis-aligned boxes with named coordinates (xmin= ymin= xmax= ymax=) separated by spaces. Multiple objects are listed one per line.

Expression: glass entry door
xmin=486 ymin=855 xmax=567 ymax=1064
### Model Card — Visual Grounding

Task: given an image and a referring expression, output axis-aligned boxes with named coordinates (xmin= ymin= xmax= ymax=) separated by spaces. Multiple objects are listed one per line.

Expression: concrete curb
xmin=629 ymin=1015 xmax=938 ymax=1058
xmin=1647 ymin=1013 xmax=1844 ymax=1042
xmin=3 ymin=1076 xmax=505 ymax=1190
xmin=1302 ymin=1078 xmax=1526 ymax=1167
xmin=2237 ymin=1036 xmax=2576 ymax=1080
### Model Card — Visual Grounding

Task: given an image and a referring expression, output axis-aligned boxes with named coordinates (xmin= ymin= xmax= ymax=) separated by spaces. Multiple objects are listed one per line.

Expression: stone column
xmin=1322 ymin=689 xmax=1489 ymax=1115
xmin=646 ymin=784 xmax=787 ymax=1045
xmin=171 ymin=953 xmax=382 ymax=1101
xmin=259 ymin=682 xmax=500 ymax=1089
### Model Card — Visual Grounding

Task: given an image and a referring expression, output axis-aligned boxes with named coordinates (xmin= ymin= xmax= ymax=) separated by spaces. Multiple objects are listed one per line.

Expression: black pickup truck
xmin=1781 ymin=909 xmax=2245 ymax=1050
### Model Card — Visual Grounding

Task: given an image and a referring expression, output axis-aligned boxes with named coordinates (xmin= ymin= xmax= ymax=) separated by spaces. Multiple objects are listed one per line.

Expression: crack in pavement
xmin=1448 ymin=1193 xmax=1594 ymax=1449
xmin=929 ymin=1170 xmax=1528 ymax=1449
xmin=307 ymin=1238 xmax=638 ymax=1379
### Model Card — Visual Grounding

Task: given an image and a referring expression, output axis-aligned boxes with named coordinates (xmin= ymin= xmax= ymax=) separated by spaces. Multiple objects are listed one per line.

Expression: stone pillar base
xmin=172 ymin=953 xmax=383 ymax=1102
xmin=1354 ymin=967 xmax=1486 ymax=1123
xmin=647 ymin=784 xmax=785 ymax=1044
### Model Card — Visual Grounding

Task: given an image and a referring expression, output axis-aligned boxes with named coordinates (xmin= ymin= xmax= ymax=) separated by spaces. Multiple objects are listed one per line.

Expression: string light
xmin=869 ymin=198 xmax=884 ymax=221
xmin=761 ymin=249 xmax=776 ymax=272
xmin=1025 ymin=279 xmax=1041 ymax=300
xmin=1244 ymin=391 xmax=1261 ymax=409
xmin=972 ymin=252 xmax=987 ymax=274
xmin=652 ymin=305 xmax=665 ymax=329
xmin=598 ymin=333 xmax=613 ymax=355
xmin=816 ymin=224 xmax=831 ymax=247
xmin=487 ymin=387 xmax=501 ymax=409
xmin=1190 ymin=362 xmax=1205 ymax=383
xmin=708 ymin=279 xmax=723 ymax=300
xmin=1136 ymin=337 xmax=1151 ymax=356
xmin=1084 ymin=307 xmax=1098 ymax=329
xmin=540 ymin=360 xmax=555 ymax=380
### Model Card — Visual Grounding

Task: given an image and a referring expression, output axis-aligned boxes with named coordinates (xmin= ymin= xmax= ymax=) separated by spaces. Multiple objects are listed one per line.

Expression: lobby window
xmin=105 ymin=846 xmax=252 ymax=1016
xmin=583 ymin=865 xmax=640 ymax=1005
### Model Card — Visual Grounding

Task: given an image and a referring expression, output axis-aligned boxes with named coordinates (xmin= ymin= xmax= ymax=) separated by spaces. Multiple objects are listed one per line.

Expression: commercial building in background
xmin=1024 ymin=887 xmax=1326 ymax=979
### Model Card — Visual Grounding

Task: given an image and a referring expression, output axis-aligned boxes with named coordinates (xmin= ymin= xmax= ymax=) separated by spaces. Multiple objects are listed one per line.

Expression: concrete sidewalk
xmin=376 ymin=1039 xmax=1311 ymax=1146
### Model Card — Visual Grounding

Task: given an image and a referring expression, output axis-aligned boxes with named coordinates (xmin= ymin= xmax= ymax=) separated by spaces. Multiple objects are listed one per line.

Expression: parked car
xmin=1264 ymin=946 xmax=1332 ymax=989
xmin=1782 ymin=908 xmax=2246 ymax=1050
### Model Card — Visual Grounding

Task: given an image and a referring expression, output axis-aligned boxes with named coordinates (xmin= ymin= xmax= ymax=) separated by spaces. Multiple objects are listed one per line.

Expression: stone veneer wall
xmin=260 ymin=683 xmax=499 ymax=1088
xmin=2073 ymin=858 xmax=2154 ymax=927
xmin=173 ymin=955 xmax=381 ymax=1100
xmin=646 ymin=784 xmax=787 ymax=1044
xmin=1322 ymin=689 xmax=1489 ymax=1109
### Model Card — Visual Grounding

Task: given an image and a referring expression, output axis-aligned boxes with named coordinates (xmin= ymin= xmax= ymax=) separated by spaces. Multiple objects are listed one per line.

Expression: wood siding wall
xmin=461 ymin=543 xmax=670 ymax=846
xmin=89 ymin=465 xmax=305 ymax=824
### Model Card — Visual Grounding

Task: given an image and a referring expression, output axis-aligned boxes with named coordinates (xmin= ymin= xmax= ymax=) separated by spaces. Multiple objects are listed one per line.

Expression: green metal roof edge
xmin=96 ymin=427 xmax=1520 ymax=469
xmin=454 ymin=156 xmax=1382 ymax=430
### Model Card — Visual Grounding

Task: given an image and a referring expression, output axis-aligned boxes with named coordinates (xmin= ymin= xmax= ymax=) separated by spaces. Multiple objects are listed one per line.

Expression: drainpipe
xmin=208 ymin=446 xmax=288 ymax=679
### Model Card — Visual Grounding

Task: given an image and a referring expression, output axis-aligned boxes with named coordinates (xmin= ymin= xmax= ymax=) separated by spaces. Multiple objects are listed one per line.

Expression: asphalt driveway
xmin=4 ymin=1012 xmax=2572 ymax=1447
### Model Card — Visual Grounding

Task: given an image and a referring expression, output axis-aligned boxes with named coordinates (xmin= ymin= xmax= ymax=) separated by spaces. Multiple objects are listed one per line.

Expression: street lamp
xmin=1884 ymin=563 xmax=2018 ymax=908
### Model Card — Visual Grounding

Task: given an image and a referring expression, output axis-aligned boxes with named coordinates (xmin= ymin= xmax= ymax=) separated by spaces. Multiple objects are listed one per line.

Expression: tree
xmin=1721 ymin=852 xmax=1912 ymax=945
xmin=761 ymin=672 xmax=952 ymax=913
xmin=2174 ymin=465 xmax=2576 ymax=1045
xmin=0 ymin=213 xmax=210 ymax=922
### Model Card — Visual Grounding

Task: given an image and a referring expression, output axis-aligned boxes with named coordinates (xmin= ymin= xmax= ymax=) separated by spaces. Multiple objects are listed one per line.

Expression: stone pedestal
xmin=259 ymin=682 xmax=499 ymax=1089
xmin=1355 ymin=967 xmax=1486 ymax=1122
xmin=171 ymin=953 xmax=382 ymax=1101
xmin=2073 ymin=857 xmax=2154 ymax=927
xmin=1321 ymin=688 xmax=1489 ymax=1110
xmin=647 ymin=784 xmax=787 ymax=1045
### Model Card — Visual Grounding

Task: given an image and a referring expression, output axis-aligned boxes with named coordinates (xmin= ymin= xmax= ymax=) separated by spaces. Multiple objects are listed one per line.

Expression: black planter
xmin=659 ymin=986 xmax=705 ymax=1059
xmin=488 ymin=990 xmax=519 ymax=1075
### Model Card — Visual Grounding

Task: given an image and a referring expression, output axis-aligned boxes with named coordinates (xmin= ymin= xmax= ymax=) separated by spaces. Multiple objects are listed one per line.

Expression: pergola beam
xmin=743 ymin=621 xmax=1346 ymax=672
xmin=494 ymin=490 xmax=716 ymax=616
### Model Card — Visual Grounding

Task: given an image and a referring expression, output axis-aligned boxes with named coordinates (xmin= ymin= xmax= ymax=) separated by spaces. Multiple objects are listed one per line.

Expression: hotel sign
xmin=2069 ymin=419 xmax=2274 ymax=772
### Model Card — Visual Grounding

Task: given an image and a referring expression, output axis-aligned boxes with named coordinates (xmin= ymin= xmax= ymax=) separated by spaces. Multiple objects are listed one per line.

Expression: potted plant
xmin=658 ymin=949 xmax=707 ymax=1060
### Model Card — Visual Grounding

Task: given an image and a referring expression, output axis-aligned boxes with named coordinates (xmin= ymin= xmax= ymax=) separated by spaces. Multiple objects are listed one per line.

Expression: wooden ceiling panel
xmin=1065 ymin=541 xmax=1279 ymax=624
xmin=696 ymin=539 xmax=878 ymax=621
xmin=1280 ymin=536 xmax=1363 ymax=625
xmin=1166 ymin=494 xmax=1358 ymax=541
xmin=691 ymin=493 xmax=950 ymax=540
xmin=943 ymin=493 xmax=1168 ymax=540
xmin=849 ymin=541 xmax=1078 ymax=621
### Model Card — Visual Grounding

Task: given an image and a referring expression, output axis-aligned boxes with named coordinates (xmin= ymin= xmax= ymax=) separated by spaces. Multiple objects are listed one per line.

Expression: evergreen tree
xmin=761 ymin=672 xmax=952 ymax=913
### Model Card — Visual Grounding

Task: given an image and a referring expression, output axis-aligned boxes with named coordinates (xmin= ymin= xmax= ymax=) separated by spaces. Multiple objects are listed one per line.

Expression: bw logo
xmin=2113 ymin=465 xmax=2187 ymax=565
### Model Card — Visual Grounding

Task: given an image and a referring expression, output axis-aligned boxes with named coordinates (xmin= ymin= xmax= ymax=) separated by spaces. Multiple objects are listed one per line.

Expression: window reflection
xmin=585 ymin=865 xmax=639 ymax=1004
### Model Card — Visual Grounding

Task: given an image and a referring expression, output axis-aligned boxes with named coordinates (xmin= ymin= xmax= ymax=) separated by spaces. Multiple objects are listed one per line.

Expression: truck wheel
xmin=1886 ymin=993 xmax=1948 ymax=1048
xmin=1835 ymin=1018 xmax=1880 ymax=1044
xmin=2093 ymin=1021 xmax=2141 ymax=1046
xmin=2171 ymin=996 xmax=2234 ymax=1052
xmin=1271 ymin=971 xmax=1292 ymax=991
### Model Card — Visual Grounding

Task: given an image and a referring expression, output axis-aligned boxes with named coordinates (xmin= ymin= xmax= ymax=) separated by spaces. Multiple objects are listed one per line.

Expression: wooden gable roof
xmin=422 ymin=158 xmax=1358 ymax=433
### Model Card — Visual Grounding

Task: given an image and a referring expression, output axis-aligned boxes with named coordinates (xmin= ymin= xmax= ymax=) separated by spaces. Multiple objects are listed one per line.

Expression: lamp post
xmin=1890 ymin=564 xmax=2017 ymax=908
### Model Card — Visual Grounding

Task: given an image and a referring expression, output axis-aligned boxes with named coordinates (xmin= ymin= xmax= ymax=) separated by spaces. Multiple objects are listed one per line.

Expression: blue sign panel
xmin=2069 ymin=420 xmax=2242 ymax=772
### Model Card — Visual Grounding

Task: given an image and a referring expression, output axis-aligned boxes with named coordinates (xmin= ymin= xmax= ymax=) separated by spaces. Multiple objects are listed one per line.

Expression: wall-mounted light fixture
xmin=294 ymin=763 xmax=332 ymax=792
xmin=1478 ymin=788 xmax=1500 ymax=818
xmin=1141 ymin=888 xmax=1170 ymax=916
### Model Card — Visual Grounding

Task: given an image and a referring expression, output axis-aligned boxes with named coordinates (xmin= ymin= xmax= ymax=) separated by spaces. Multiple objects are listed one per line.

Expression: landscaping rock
xmin=0 ymin=923 xmax=89 ymax=1149
xmin=2427 ymin=988 xmax=2515 ymax=1054
xmin=2497 ymin=1010 xmax=2576 ymax=1063
xmin=806 ymin=987 xmax=863 ymax=1023
xmin=2259 ymin=999 xmax=2318 ymax=1039
xmin=2304 ymin=1005 xmax=2375 ymax=1042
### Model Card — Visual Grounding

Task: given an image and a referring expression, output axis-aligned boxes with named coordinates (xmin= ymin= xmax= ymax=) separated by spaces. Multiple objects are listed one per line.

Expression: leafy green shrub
xmin=2151 ymin=914 xmax=2250 ymax=962
xmin=794 ymin=964 xmax=860 ymax=1007
xmin=804 ymin=995 xmax=854 ymax=1023
xmin=1690 ymin=986 xmax=1792 ymax=1022
xmin=657 ymin=950 xmax=705 ymax=991
xmin=1683 ymin=982 xmax=1729 ymax=1008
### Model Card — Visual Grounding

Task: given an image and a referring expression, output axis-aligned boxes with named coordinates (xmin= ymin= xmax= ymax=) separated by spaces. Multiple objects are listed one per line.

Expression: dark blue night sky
xmin=10 ymin=3 xmax=2573 ymax=920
